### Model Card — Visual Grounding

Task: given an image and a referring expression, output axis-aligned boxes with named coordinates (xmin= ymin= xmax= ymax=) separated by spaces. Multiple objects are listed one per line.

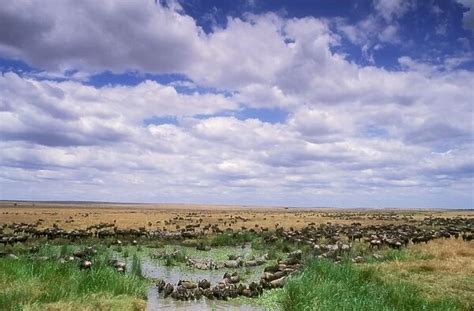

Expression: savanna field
xmin=1 ymin=202 xmax=472 ymax=311
xmin=1 ymin=1 xmax=474 ymax=311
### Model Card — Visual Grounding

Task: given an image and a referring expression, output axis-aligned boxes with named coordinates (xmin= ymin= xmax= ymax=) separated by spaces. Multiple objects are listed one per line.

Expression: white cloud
xmin=373 ymin=0 xmax=414 ymax=22
xmin=378 ymin=24 xmax=400 ymax=42
xmin=0 ymin=72 xmax=238 ymax=147
xmin=456 ymin=0 xmax=474 ymax=32
xmin=0 ymin=0 xmax=205 ymax=74
xmin=336 ymin=1 xmax=414 ymax=62
xmin=0 ymin=1 xmax=472 ymax=208
xmin=435 ymin=21 xmax=448 ymax=36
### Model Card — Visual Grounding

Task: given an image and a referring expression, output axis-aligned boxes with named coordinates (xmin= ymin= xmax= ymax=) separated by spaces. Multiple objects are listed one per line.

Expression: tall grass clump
xmin=0 ymin=251 xmax=148 ymax=310
xmin=59 ymin=244 xmax=74 ymax=257
xmin=280 ymin=259 xmax=462 ymax=311
xmin=131 ymin=253 xmax=143 ymax=278
xmin=161 ymin=250 xmax=187 ymax=266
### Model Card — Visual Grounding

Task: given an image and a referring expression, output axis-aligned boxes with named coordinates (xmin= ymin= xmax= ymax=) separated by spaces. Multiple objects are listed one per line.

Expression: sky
xmin=0 ymin=0 xmax=473 ymax=208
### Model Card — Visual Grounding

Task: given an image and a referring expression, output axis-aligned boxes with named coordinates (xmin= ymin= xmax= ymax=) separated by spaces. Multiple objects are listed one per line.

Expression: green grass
xmin=131 ymin=254 xmax=144 ymax=278
xmin=59 ymin=244 xmax=74 ymax=257
xmin=251 ymin=236 xmax=297 ymax=261
xmin=23 ymin=294 xmax=146 ymax=311
xmin=155 ymin=249 xmax=188 ymax=266
xmin=342 ymin=241 xmax=436 ymax=265
xmin=210 ymin=231 xmax=257 ymax=246
xmin=155 ymin=243 xmax=264 ymax=266
xmin=251 ymin=288 xmax=285 ymax=310
xmin=0 ymin=246 xmax=149 ymax=311
xmin=357 ymin=247 xmax=435 ymax=264
xmin=270 ymin=259 xmax=462 ymax=311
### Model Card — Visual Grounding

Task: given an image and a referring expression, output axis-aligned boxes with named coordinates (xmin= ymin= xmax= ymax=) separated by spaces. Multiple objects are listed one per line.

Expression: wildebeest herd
xmin=1 ymin=206 xmax=472 ymax=303
xmin=155 ymin=250 xmax=303 ymax=300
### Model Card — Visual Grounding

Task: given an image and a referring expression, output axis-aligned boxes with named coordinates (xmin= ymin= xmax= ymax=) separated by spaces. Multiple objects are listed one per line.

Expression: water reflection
xmin=117 ymin=244 xmax=264 ymax=310
xmin=146 ymin=287 xmax=261 ymax=311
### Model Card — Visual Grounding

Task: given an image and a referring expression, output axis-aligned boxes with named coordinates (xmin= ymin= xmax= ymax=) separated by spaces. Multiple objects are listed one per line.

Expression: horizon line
xmin=1 ymin=199 xmax=472 ymax=211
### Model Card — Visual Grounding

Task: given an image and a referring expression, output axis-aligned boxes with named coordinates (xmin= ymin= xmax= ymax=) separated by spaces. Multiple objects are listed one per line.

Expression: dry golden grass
xmin=1 ymin=201 xmax=472 ymax=231
xmin=375 ymin=239 xmax=474 ymax=310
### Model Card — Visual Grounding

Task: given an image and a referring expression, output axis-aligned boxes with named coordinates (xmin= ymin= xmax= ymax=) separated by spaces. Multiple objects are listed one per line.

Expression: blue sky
xmin=0 ymin=0 xmax=473 ymax=208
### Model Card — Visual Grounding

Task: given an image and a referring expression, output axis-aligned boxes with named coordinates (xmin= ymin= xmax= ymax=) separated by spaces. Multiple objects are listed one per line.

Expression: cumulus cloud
xmin=0 ymin=0 xmax=203 ymax=74
xmin=0 ymin=71 xmax=237 ymax=147
xmin=0 ymin=0 xmax=472 ymax=208
xmin=0 ymin=2 xmax=289 ymax=91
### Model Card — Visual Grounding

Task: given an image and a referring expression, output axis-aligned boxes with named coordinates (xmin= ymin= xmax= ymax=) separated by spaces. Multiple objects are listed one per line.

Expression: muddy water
xmin=140 ymin=257 xmax=263 ymax=283
xmin=146 ymin=287 xmax=261 ymax=311
xmin=119 ymin=244 xmax=264 ymax=310
xmin=141 ymin=257 xmax=263 ymax=310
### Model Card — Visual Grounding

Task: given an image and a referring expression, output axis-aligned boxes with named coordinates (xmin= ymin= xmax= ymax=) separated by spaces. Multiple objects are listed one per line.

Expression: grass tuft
xmin=0 ymin=246 xmax=148 ymax=311
xmin=131 ymin=254 xmax=143 ymax=278
xmin=279 ymin=259 xmax=462 ymax=311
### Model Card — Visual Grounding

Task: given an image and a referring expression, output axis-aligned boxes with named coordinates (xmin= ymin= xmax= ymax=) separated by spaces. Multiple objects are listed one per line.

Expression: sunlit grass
xmin=373 ymin=239 xmax=474 ymax=310
xmin=0 ymin=246 xmax=149 ymax=311
xmin=277 ymin=259 xmax=462 ymax=311
xmin=23 ymin=294 xmax=146 ymax=311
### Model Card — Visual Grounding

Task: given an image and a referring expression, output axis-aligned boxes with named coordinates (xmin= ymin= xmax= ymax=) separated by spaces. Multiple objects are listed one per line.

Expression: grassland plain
xmin=0 ymin=201 xmax=471 ymax=231
xmin=1 ymin=202 xmax=473 ymax=310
